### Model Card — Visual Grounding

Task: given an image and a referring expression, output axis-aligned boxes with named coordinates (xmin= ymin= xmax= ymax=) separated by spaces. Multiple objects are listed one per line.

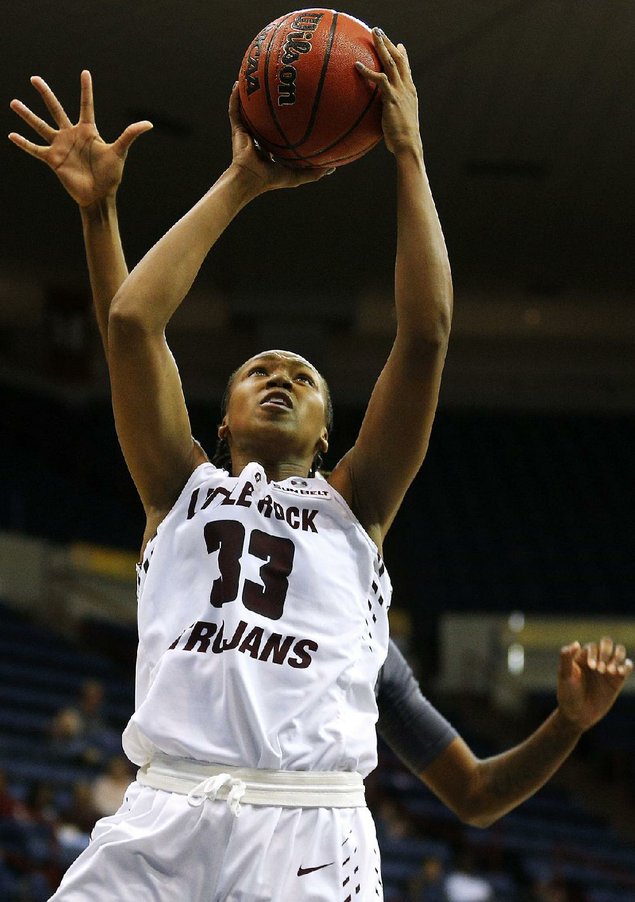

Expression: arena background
xmin=1 ymin=2 xmax=634 ymax=899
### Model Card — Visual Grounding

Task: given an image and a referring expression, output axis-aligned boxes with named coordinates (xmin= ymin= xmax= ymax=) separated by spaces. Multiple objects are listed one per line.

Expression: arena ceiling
xmin=1 ymin=0 xmax=634 ymax=407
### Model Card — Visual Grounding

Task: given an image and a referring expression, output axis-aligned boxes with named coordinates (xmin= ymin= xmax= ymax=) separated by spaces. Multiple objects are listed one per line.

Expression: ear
xmin=218 ymin=418 xmax=230 ymax=442
xmin=317 ymin=428 xmax=328 ymax=455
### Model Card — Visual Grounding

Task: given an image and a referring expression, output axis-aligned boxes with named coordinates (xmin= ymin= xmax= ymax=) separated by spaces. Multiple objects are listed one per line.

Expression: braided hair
xmin=211 ymin=359 xmax=333 ymax=477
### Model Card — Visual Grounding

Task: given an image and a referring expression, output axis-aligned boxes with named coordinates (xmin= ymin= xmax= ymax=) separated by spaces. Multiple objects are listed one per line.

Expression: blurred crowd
xmin=0 ymin=680 xmax=133 ymax=899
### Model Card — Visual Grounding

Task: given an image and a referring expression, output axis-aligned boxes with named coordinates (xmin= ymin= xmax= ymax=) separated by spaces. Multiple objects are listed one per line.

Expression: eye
xmin=296 ymin=372 xmax=316 ymax=386
xmin=247 ymin=366 xmax=267 ymax=377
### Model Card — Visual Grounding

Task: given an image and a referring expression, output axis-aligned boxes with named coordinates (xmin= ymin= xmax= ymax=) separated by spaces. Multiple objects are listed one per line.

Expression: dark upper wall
xmin=2 ymin=0 xmax=635 ymax=295
xmin=2 ymin=384 xmax=632 ymax=619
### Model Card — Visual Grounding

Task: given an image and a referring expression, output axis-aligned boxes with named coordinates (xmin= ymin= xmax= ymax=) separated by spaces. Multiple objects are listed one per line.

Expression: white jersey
xmin=123 ymin=461 xmax=391 ymax=777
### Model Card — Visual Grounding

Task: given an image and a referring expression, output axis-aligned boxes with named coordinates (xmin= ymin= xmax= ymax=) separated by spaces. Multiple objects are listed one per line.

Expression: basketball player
xmin=7 ymin=35 xmax=632 ymax=899
xmin=12 ymin=29 xmax=452 ymax=900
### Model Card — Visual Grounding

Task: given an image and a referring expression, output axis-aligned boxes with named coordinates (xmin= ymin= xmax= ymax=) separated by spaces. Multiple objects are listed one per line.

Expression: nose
xmin=266 ymin=370 xmax=292 ymax=390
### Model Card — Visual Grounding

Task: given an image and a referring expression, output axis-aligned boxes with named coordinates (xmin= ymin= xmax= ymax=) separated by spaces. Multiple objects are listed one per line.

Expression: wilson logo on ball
xmin=281 ymin=12 xmax=323 ymax=65
xmin=238 ymin=8 xmax=383 ymax=168
xmin=245 ymin=27 xmax=271 ymax=96
xmin=278 ymin=11 xmax=324 ymax=106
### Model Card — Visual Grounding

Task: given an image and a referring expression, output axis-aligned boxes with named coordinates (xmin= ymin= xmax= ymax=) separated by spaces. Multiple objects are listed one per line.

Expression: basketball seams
xmin=298 ymin=11 xmax=339 ymax=149
xmin=301 ymin=133 xmax=383 ymax=167
xmin=264 ymin=84 xmax=382 ymax=166
xmin=300 ymin=85 xmax=381 ymax=162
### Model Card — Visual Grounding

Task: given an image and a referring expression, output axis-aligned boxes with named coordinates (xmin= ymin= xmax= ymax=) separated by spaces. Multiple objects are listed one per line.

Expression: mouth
xmin=260 ymin=391 xmax=293 ymax=409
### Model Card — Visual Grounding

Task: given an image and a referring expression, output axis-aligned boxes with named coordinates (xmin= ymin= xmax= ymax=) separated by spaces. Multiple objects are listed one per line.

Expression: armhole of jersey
xmin=324 ymin=475 xmax=389 ymax=579
xmin=136 ymin=460 xmax=226 ymax=593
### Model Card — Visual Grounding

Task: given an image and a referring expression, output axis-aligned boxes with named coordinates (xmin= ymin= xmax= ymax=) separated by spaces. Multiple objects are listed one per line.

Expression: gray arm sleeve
xmin=376 ymin=639 xmax=458 ymax=775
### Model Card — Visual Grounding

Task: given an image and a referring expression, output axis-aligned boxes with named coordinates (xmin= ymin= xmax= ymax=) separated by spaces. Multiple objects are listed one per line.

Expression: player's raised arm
xmin=329 ymin=30 xmax=452 ymax=547
xmin=9 ymin=71 xmax=152 ymax=351
xmin=107 ymin=86 xmax=334 ymax=535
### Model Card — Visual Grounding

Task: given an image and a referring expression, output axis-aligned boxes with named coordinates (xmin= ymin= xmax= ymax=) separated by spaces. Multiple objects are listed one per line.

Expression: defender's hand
xmin=557 ymin=637 xmax=632 ymax=733
xmin=9 ymin=70 xmax=152 ymax=208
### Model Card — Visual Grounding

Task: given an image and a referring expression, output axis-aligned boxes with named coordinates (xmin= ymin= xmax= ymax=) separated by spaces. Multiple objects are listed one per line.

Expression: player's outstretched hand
xmin=9 ymin=70 xmax=152 ymax=208
xmin=557 ymin=637 xmax=633 ymax=733
xmin=228 ymin=84 xmax=334 ymax=192
xmin=355 ymin=28 xmax=421 ymax=158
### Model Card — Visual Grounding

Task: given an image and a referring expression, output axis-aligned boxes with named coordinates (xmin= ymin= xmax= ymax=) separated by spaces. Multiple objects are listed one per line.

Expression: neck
xmin=231 ymin=454 xmax=313 ymax=482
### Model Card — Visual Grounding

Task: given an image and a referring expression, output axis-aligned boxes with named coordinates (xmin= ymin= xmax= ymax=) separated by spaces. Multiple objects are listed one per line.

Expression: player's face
xmin=219 ymin=350 xmax=329 ymax=465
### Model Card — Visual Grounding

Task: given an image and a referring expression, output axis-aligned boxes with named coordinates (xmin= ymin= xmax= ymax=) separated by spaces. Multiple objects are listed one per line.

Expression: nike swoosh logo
xmin=297 ymin=862 xmax=334 ymax=877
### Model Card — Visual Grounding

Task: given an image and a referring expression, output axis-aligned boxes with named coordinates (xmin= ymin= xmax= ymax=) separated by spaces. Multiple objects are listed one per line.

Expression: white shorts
xmin=49 ymin=780 xmax=384 ymax=901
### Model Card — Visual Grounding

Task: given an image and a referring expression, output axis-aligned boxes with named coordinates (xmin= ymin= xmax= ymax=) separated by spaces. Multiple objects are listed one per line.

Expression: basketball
xmin=238 ymin=9 xmax=383 ymax=168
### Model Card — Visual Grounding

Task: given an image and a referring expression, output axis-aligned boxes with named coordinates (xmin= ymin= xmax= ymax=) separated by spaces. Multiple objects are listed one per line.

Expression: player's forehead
xmin=238 ymin=350 xmax=321 ymax=377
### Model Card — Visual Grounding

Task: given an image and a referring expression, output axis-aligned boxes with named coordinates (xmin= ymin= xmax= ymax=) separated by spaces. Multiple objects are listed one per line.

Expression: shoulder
xmin=327 ymin=453 xmax=383 ymax=552
xmin=326 ymin=454 xmax=353 ymax=505
xmin=140 ymin=456 xmax=222 ymax=555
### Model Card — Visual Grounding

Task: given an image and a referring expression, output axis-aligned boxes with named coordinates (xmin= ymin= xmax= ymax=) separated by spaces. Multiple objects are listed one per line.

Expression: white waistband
xmin=137 ymin=753 xmax=366 ymax=815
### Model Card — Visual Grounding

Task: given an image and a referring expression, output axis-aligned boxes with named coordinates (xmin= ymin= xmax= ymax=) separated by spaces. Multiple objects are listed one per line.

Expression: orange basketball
xmin=238 ymin=9 xmax=383 ymax=168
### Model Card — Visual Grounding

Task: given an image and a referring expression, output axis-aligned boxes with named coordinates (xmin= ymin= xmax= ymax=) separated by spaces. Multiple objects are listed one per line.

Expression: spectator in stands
xmin=48 ymin=680 xmax=120 ymax=766
xmin=59 ymin=781 xmax=100 ymax=837
xmin=56 ymin=781 xmax=100 ymax=869
xmin=74 ymin=680 xmax=107 ymax=737
xmin=409 ymin=854 xmax=447 ymax=901
xmin=375 ymin=797 xmax=418 ymax=842
xmin=531 ymin=874 xmax=588 ymax=902
xmin=72 ymin=679 xmax=120 ymax=756
xmin=0 ymin=767 xmax=23 ymax=819
xmin=90 ymin=756 xmax=134 ymax=817
xmin=19 ymin=781 xmax=62 ymax=892
xmin=22 ymin=782 xmax=58 ymax=829
xmin=441 ymin=848 xmax=493 ymax=902
xmin=47 ymin=707 xmax=98 ymax=765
